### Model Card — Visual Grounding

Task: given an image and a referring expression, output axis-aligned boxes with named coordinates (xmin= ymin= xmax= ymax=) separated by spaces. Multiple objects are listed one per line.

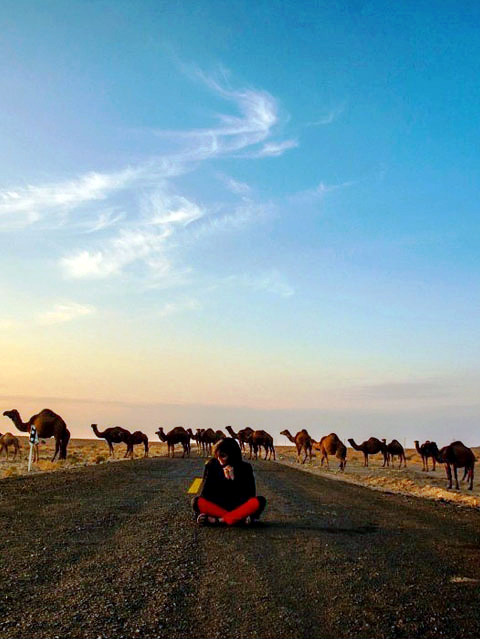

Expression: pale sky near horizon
xmin=1 ymin=1 xmax=479 ymax=444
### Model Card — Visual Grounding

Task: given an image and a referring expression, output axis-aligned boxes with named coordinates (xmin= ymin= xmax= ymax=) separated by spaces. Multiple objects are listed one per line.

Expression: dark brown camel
xmin=280 ymin=429 xmax=312 ymax=463
xmin=91 ymin=424 xmax=132 ymax=458
xmin=215 ymin=430 xmax=226 ymax=442
xmin=156 ymin=427 xmax=190 ymax=458
xmin=382 ymin=438 xmax=407 ymax=468
xmin=348 ymin=437 xmax=387 ymax=467
xmin=187 ymin=429 xmax=202 ymax=454
xmin=313 ymin=433 xmax=347 ymax=470
xmin=126 ymin=431 xmax=149 ymax=458
xmin=3 ymin=408 xmax=70 ymax=461
xmin=226 ymin=426 xmax=254 ymax=456
xmin=251 ymin=430 xmax=276 ymax=460
xmin=436 ymin=441 xmax=475 ymax=490
xmin=0 ymin=433 xmax=21 ymax=460
xmin=199 ymin=428 xmax=217 ymax=456
xmin=414 ymin=440 xmax=439 ymax=471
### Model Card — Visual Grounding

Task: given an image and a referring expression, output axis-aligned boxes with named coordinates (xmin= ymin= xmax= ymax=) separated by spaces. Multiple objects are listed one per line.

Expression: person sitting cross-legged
xmin=192 ymin=437 xmax=266 ymax=526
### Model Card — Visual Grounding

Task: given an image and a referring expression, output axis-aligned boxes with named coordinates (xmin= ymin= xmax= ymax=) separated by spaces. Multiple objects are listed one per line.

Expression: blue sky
xmin=1 ymin=0 xmax=479 ymax=443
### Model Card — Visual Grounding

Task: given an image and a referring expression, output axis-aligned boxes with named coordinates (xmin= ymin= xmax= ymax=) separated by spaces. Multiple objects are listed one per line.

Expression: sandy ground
xmin=1 ymin=436 xmax=479 ymax=509
xmin=275 ymin=445 xmax=480 ymax=509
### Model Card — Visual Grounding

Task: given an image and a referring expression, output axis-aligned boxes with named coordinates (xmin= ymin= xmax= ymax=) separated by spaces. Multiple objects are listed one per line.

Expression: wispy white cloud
xmin=82 ymin=209 xmax=125 ymax=233
xmin=216 ymin=173 xmax=251 ymax=195
xmin=61 ymin=226 xmax=173 ymax=279
xmin=0 ymin=168 xmax=140 ymax=229
xmin=189 ymin=201 xmax=273 ymax=240
xmin=290 ymin=179 xmax=356 ymax=204
xmin=3 ymin=71 xmax=292 ymax=296
xmin=36 ymin=302 xmax=95 ymax=325
xmin=306 ymin=103 xmax=346 ymax=126
xmin=249 ymin=138 xmax=298 ymax=158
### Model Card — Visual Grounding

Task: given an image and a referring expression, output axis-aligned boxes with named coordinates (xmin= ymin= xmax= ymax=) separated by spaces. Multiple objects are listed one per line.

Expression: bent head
xmin=3 ymin=410 xmax=16 ymax=419
xmin=214 ymin=437 xmax=242 ymax=466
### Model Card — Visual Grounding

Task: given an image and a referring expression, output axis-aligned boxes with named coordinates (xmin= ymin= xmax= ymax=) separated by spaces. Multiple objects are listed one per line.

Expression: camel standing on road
xmin=156 ymin=427 xmax=190 ymax=458
xmin=251 ymin=430 xmax=276 ymax=461
xmin=414 ymin=440 xmax=439 ymax=472
xmin=436 ymin=441 xmax=475 ymax=490
xmin=280 ymin=429 xmax=313 ymax=464
xmin=313 ymin=433 xmax=347 ymax=470
xmin=0 ymin=433 xmax=21 ymax=460
xmin=348 ymin=438 xmax=388 ymax=467
xmin=3 ymin=408 xmax=70 ymax=461
xmin=126 ymin=431 xmax=149 ymax=458
xmin=226 ymin=426 xmax=254 ymax=456
xmin=91 ymin=424 xmax=132 ymax=458
xmin=383 ymin=439 xmax=407 ymax=468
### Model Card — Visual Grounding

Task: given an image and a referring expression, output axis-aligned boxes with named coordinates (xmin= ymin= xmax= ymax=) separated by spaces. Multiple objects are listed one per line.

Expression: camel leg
xmin=445 ymin=464 xmax=452 ymax=489
xmin=51 ymin=438 xmax=60 ymax=462
xmin=453 ymin=465 xmax=459 ymax=490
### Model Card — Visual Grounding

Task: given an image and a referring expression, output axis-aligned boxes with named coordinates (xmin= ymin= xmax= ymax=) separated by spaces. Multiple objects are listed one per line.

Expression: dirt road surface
xmin=1 ymin=457 xmax=480 ymax=638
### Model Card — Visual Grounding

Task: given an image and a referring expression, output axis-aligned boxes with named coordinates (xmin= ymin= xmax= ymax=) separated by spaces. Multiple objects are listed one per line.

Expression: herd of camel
xmin=0 ymin=408 xmax=476 ymax=491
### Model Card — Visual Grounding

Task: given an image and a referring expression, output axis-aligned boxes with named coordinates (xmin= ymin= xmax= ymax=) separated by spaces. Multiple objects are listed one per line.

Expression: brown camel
xmin=156 ymin=427 xmax=190 ymax=458
xmin=436 ymin=441 xmax=475 ymax=490
xmin=251 ymin=430 xmax=276 ymax=461
xmin=414 ymin=440 xmax=439 ymax=472
xmin=0 ymin=433 xmax=21 ymax=460
xmin=226 ymin=426 xmax=254 ymax=456
xmin=348 ymin=437 xmax=387 ymax=467
xmin=199 ymin=428 xmax=217 ymax=456
xmin=215 ymin=430 xmax=226 ymax=442
xmin=126 ymin=431 xmax=149 ymax=458
xmin=91 ymin=424 xmax=132 ymax=457
xmin=313 ymin=433 xmax=347 ymax=470
xmin=383 ymin=439 xmax=407 ymax=468
xmin=187 ymin=429 xmax=202 ymax=454
xmin=280 ymin=429 xmax=312 ymax=464
xmin=3 ymin=408 xmax=70 ymax=461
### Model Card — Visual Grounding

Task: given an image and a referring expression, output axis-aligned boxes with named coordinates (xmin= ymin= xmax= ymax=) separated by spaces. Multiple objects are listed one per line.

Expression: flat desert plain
xmin=1 ymin=437 xmax=478 ymax=509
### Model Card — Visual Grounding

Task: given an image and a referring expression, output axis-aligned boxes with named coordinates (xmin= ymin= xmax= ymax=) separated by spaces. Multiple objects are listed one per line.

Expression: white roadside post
xmin=28 ymin=425 xmax=38 ymax=472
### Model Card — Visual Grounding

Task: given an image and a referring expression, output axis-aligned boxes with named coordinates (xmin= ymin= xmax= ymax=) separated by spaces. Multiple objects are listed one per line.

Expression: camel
xmin=187 ymin=429 xmax=202 ymax=454
xmin=199 ymin=428 xmax=217 ymax=456
xmin=312 ymin=433 xmax=347 ymax=470
xmin=0 ymin=433 xmax=21 ymax=460
xmin=280 ymin=429 xmax=312 ymax=464
xmin=348 ymin=437 xmax=387 ymax=467
xmin=156 ymin=427 xmax=190 ymax=458
xmin=3 ymin=408 xmax=70 ymax=461
xmin=436 ymin=441 xmax=475 ymax=490
xmin=226 ymin=426 xmax=254 ymax=456
xmin=251 ymin=430 xmax=276 ymax=461
xmin=215 ymin=430 xmax=226 ymax=442
xmin=126 ymin=431 xmax=149 ymax=458
xmin=383 ymin=439 xmax=407 ymax=468
xmin=91 ymin=424 xmax=132 ymax=458
xmin=414 ymin=440 xmax=439 ymax=472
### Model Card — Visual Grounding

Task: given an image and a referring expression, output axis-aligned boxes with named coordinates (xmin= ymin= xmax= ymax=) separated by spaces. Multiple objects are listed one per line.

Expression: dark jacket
xmin=200 ymin=458 xmax=256 ymax=510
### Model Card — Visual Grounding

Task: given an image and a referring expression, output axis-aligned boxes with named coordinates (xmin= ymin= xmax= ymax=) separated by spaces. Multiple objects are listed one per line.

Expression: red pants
xmin=196 ymin=496 xmax=263 ymax=525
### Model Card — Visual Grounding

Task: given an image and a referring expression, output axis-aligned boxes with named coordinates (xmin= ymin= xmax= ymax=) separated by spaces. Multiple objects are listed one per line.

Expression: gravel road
xmin=1 ymin=457 xmax=480 ymax=638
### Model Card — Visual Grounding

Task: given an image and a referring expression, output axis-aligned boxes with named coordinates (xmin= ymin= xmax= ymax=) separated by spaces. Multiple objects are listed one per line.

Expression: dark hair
xmin=214 ymin=437 xmax=242 ymax=465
